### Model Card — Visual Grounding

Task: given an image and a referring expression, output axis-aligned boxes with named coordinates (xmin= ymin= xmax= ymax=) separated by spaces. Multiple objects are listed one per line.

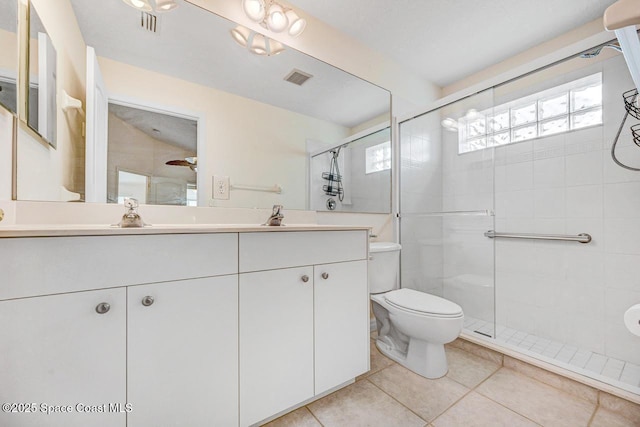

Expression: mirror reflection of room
xmin=14 ymin=0 xmax=390 ymax=212
xmin=108 ymin=103 xmax=197 ymax=206
xmin=0 ymin=0 xmax=18 ymax=114
xmin=28 ymin=3 xmax=57 ymax=146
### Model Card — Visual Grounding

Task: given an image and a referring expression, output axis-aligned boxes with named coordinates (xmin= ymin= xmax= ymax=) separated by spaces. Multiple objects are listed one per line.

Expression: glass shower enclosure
xmin=399 ymin=42 xmax=640 ymax=397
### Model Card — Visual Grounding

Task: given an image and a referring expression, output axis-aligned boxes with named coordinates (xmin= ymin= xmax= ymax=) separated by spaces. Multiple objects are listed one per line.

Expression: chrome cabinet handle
xmin=95 ymin=302 xmax=110 ymax=314
xmin=142 ymin=296 xmax=155 ymax=307
xmin=321 ymin=272 xmax=329 ymax=280
xmin=301 ymin=275 xmax=309 ymax=283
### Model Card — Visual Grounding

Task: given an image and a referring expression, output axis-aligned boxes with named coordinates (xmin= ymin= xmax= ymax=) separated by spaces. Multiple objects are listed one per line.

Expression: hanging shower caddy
xmin=322 ymin=148 xmax=344 ymax=200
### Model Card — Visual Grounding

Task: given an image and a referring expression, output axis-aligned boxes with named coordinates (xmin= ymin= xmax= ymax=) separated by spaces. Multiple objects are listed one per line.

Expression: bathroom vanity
xmin=0 ymin=226 xmax=370 ymax=427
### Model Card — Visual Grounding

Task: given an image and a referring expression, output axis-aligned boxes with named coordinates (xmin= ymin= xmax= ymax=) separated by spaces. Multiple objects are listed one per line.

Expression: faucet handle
xmin=124 ymin=198 xmax=139 ymax=210
xmin=271 ymin=204 xmax=283 ymax=216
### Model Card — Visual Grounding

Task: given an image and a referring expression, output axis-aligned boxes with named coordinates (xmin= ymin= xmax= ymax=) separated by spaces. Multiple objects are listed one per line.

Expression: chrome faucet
xmin=264 ymin=204 xmax=284 ymax=226
xmin=118 ymin=198 xmax=145 ymax=228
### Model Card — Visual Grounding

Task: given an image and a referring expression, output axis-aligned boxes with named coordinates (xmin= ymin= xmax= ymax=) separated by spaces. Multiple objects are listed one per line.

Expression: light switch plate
xmin=213 ymin=175 xmax=230 ymax=200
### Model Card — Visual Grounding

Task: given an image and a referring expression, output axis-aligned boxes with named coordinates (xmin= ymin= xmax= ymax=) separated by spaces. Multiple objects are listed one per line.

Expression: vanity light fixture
xmin=155 ymin=0 xmax=179 ymax=12
xmin=231 ymin=25 xmax=285 ymax=56
xmin=240 ymin=0 xmax=307 ymax=37
xmin=121 ymin=0 xmax=178 ymax=13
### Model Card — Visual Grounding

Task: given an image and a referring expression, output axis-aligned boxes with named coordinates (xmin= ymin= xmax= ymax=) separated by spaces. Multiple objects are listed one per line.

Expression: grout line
xmin=586 ymin=404 xmax=600 ymax=426
xmin=303 ymin=405 xmax=325 ymax=427
xmin=365 ymin=378 xmax=433 ymax=423
xmin=472 ymin=367 xmax=543 ymax=426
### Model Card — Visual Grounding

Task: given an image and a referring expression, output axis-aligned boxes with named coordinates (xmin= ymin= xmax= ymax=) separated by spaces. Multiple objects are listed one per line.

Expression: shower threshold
xmin=463 ymin=316 xmax=640 ymax=397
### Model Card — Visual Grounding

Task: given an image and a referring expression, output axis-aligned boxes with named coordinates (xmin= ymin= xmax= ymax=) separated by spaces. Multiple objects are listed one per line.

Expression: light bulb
xmin=285 ymin=10 xmax=306 ymax=37
xmin=230 ymin=26 xmax=251 ymax=47
xmin=250 ymin=34 xmax=268 ymax=55
xmin=266 ymin=3 xmax=288 ymax=32
xmin=155 ymin=0 xmax=178 ymax=11
xmin=242 ymin=0 xmax=266 ymax=22
xmin=122 ymin=0 xmax=152 ymax=12
xmin=267 ymin=39 xmax=285 ymax=56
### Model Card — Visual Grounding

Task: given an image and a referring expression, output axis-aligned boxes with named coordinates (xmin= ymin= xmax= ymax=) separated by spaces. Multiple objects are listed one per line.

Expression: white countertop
xmin=0 ymin=223 xmax=371 ymax=238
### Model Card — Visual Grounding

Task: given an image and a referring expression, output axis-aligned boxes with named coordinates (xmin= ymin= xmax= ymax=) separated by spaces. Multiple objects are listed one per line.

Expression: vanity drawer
xmin=0 ymin=233 xmax=238 ymax=300
xmin=239 ymin=230 xmax=367 ymax=273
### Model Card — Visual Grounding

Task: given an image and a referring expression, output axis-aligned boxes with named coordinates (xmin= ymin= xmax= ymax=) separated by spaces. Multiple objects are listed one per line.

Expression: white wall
xmin=99 ymin=56 xmax=350 ymax=210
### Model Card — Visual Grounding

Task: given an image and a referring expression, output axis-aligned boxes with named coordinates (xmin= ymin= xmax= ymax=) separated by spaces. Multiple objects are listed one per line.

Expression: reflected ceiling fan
xmin=165 ymin=156 xmax=197 ymax=172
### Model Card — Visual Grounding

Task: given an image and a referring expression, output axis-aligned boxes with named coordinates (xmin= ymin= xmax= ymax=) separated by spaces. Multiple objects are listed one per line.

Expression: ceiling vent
xmin=139 ymin=12 xmax=159 ymax=34
xmin=284 ymin=69 xmax=313 ymax=86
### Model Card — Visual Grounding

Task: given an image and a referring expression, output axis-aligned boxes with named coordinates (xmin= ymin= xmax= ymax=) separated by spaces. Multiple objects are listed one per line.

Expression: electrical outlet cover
xmin=213 ymin=175 xmax=230 ymax=200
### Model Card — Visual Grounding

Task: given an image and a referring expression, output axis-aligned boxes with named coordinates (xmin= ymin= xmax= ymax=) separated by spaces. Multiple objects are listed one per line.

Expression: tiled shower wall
xmin=399 ymin=112 xmax=444 ymax=296
xmin=401 ymin=52 xmax=640 ymax=367
xmin=492 ymin=54 xmax=640 ymax=365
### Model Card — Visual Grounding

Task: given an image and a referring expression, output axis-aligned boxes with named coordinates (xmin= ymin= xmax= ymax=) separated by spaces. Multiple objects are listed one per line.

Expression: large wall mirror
xmin=15 ymin=0 xmax=391 ymax=212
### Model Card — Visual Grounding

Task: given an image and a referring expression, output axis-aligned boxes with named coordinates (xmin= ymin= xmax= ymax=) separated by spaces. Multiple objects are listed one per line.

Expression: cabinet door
xmin=0 ymin=288 xmax=127 ymax=427
xmin=314 ymin=260 xmax=369 ymax=394
xmin=239 ymin=267 xmax=314 ymax=426
xmin=127 ymin=275 xmax=238 ymax=427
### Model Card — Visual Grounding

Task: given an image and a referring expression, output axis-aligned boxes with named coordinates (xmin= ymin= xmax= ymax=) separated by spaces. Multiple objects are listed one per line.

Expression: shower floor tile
xmin=463 ymin=316 xmax=640 ymax=395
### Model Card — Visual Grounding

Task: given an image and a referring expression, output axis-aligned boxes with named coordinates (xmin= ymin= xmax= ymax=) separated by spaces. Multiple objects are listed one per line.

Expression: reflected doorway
xmin=107 ymin=102 xmax=199 ymax=206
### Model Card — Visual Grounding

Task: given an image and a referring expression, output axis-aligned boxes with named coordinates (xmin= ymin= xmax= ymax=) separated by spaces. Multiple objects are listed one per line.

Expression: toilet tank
xmin=368 ymin=242 xmax=401 ymax=294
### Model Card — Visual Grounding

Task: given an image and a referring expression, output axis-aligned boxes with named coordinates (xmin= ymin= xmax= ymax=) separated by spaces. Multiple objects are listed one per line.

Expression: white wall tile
xmin=565 ymin=185 xmax=603 ymax=218
xmin=534 ymin=188 xmax=565 ymax=218
xmin=565 ymin=151 xmax=603 ymax=187
xmin=533 ymin=157 xmax=565 ymax=189
xmin=604 ymin=182 xmax=640 ymax=218
xmin=604 ymin=253 xmax=640 ymax=291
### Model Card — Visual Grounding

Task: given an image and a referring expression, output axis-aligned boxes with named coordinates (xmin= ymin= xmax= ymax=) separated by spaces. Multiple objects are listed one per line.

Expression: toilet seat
xmin=384 ymin=288 xmax=463 ymax=318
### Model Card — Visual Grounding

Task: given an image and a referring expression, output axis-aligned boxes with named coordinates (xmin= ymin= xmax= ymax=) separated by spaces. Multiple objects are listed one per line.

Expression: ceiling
xmin=109 ymin=103 xmax=197 ymax=152
xmin=287 ymin=0 xmax=618 ymax=87
xmin=68 ymin=0 xmax=389 ymax=129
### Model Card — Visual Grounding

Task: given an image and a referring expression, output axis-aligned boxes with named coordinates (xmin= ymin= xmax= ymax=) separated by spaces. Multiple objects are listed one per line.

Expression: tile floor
xmin=263 ymin=334 xmax=639 ymax=427
xmin=464 ymin=316 xmax=640 ymax=395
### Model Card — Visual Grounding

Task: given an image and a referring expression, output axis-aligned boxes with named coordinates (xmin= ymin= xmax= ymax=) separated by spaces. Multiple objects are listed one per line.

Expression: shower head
xmin=579 ymin=43 xmax=622 ymax=58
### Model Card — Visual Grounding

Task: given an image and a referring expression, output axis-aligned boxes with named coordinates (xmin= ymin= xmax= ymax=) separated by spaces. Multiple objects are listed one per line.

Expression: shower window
xmin=365 ymin=141 xmax=391 ymax=174
xmin=458 ymin=73 xmax=603 ymax=154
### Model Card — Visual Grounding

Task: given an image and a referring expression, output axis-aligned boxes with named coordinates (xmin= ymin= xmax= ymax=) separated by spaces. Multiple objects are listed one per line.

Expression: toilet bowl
xmin=369 ymin=242 xmax=464 ymax=379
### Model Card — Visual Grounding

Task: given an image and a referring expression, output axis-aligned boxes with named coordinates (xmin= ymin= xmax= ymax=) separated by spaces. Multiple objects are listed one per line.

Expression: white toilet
xmin=369 ymin=242 xmax=464 ymax=379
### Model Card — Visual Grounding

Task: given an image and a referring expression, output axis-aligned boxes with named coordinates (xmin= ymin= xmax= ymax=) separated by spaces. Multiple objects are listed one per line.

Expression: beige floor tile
xmin=262 ymin=407 xmax=321 ymax=427
xmin=432 ymin=391 xmax=539 ymax=427
xmin=447 ymin=339 xmax=504 ymax=365
xmin=598 ymin=392 xmax=640 ymax=425
xmin=476 ymin=368 xmax=596 ymax=427
xmin=357 ymin=339 xmax=395 ymax=380
xmin=307 ymin=380 xmax=426 ymax=427
xmin=446 ymin=347 xmax=501 ymax=388
xmin=590 ymin=407 xmax=639 ymax=427
xmin=368 ymin=363 xmax=469 ymax=422
xmin=504 ymin=356 xmax=598 ymax=403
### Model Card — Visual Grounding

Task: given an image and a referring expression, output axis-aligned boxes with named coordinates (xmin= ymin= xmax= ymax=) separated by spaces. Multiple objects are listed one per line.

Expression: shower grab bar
xmin=484 ymin=230 xmax=592 ymax=244
xmin=399 ymin=210 xmax=494 ymax=217
xmin=230 ymin=183 xmax=282 ymax=194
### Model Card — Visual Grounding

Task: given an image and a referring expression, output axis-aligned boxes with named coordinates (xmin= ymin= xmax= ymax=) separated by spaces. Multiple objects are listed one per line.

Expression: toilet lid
xmin=384 ymin=288 xmax=463 ymax=317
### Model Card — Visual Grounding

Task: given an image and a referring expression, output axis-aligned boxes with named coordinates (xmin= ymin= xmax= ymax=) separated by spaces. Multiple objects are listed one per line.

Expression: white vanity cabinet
xmin=0 ymin=288 xmax=127 ymax=427
xmin=314 ymin=260 xmax=369 ymax=394
xmin=239 ymin=267 xmax=315 ymax=427
xmin=0 ymin=226 xmax=369 ymax=427
xmin=238 ymin=231 xmax=369 ymax=426
xmin=127 ymin=275 xmax=239 ymax=427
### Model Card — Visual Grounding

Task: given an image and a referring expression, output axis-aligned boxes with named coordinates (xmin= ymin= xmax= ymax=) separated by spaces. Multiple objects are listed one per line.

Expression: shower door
xmin=399 ymin=89 xmax=496 ymax=339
